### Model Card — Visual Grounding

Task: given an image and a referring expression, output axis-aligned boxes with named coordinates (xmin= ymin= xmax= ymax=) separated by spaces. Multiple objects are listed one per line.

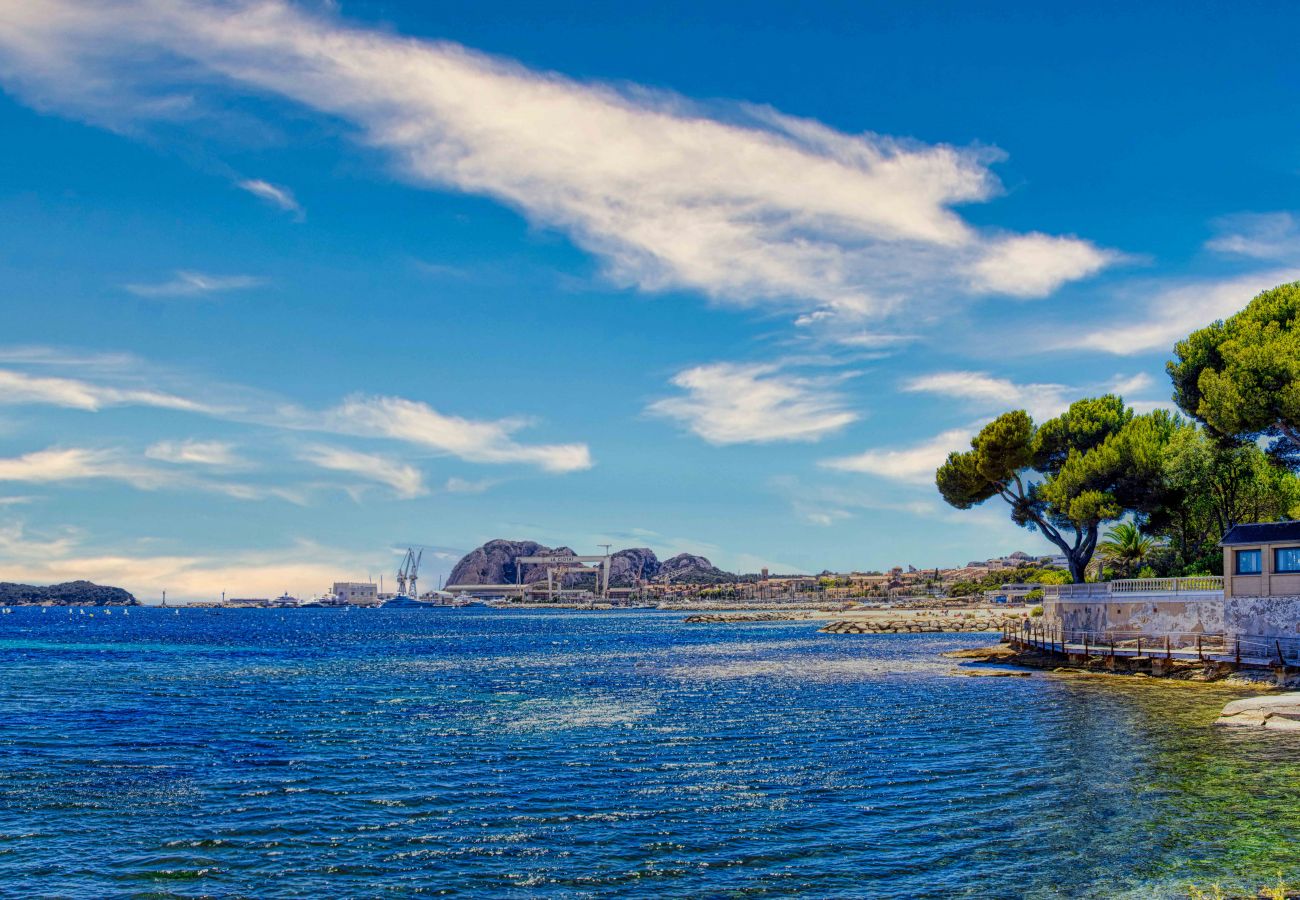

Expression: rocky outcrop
xmin=608 ymin=548 xmax=661 ymax=587
xmin=445 ymin=540 xmax=576 ymax=586
xmin=446 ymin=541 xmax=737 ymax=587
xmin=1214 ymin=693 xmax=1300 ymax=730
xmin=0 ymin=580 xmax=137 ymax=606
xmin=657 ymin=553 xmax=732 ymax=584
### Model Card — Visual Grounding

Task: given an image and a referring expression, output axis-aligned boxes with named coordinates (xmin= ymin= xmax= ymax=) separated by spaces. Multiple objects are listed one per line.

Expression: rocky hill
xmin=446 ymin=541 xmax=736 ymax=587
xmin=0 ymin=580 xmax=138 ymax=606
xmin=656 ymin=553 xmax=733 ymax=585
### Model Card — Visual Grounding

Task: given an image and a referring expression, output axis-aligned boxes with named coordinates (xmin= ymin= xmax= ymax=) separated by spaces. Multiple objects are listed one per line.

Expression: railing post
xmin=1197 ymin=635 xmax=1202 ymax=661
xmin=1235 ymin=638 xmax=1241 ymax=667
xmin=1165 ymin=636 xmax=1171 ymax=661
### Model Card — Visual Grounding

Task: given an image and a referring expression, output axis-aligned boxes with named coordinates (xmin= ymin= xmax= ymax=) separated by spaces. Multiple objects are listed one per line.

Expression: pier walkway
xmin=1005 ymin=620 xmax=1300 ymax=670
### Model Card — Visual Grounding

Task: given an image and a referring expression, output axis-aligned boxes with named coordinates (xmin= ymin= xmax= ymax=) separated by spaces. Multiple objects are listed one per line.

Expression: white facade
xmin=332 ymin=581 xmax=379 ymax=606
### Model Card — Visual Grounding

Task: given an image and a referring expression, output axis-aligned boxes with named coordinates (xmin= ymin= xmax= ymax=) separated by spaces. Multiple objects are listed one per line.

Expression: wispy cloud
xmin=821 ymin=428 xmax=971 ymax=484
xmin=0 ymin=447 xmax=176 ymax=489
xmin=0 ymin=0 xmax=1114 ymax=319
xmin=902 ymin=372 xmax=1073 ymax=421
xmin=0 ymin=352 xmax=592 ymax=476
xmin=1059 ymin=268 xmax=1300 ymax=355
xmin=1206 ymin=212 xmax=1300 ymax=261
xmin=0 ymin=368 xmax=208 ymax=412
xmin=145 ymin=439 xmax=245 ymax=467
xmin=124 ymin=271 xmax=265 ymax=298
xmin=237 ymin=178 xmax=303 ymax=218
xmin=311 ymin=395 xmax=593 ymax=473
xmin=297 ymin=444 xmax=427 ymax=499
xmin=648 ymin=362 xmax=858 ymax=445
xmin=902 ymin=370 xmax=1160 ymax=421
xmin=443 ymin=476 xmax=496 ymax=494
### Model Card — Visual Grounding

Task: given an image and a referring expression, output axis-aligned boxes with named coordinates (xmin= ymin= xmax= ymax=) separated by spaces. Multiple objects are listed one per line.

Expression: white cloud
xmin=0 ymin=0 xmax=1113 ymax=316
xmin=297 ymin=444 xmax=427 ymax=499
xmin=0 ymin=368 xmax=208 ymax=412
xmin=1060 ymin=268 xmax=1300 ymax=355
xmin=969 ymin=232 xmax=1116 ymax=298
xmin=1206 ymin=212 xmax=1300 ymax=260
xmin=902 ymin=370 xmax=1161 ymax=421
xmin=443 ymin=476 xmax=496 ymax=494
xmin=648 ymin=362 xmax=858 ymax=444
xmin=821 ymin=428 xmax=971 ymax=484
xmin=145 ymin=439 xmax=244 ymax=466
xmin=315 ymin=395 xmax=592 ymax=472
xmin=0 ymin=446 xmax=298 ymax=502
xmin=124 ymin=271 xmax=265 ymax=298
xmin=903 ymin=372 xmax=1072 ymax=421
xmin=237 ymin=178 xmax=303 ymax=218
xmin=0 ymin=353 xmax=592 ymax=476
xmin=0 ymin=447 xmax=174 ymax=489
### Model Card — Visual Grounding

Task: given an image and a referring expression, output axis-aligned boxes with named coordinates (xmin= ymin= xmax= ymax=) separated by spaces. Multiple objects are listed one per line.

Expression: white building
xmin=332 ymin=582 xmax=379 ymax=607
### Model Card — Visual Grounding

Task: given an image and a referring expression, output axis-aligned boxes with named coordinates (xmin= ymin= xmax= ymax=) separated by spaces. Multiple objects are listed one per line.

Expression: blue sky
xmin=2 ymin=0 xmax=1300 ymax=600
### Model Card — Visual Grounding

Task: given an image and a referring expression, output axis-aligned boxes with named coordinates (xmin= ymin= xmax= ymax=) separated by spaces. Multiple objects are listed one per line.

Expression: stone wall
xmin=1224 ymin=595 xmax=1300 ymax=638
xmin=1045 ymin=594 xmax=1225 ymax=637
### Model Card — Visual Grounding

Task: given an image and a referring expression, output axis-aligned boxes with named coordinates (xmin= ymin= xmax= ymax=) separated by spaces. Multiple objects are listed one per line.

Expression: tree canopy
xmin=1169 ymin=280 xmax=1300 ymax=458
xmin=936 ymin=396 xmax=1175 ymax=583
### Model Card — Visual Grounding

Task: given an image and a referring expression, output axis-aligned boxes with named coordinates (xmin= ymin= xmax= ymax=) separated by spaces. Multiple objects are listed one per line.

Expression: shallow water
xmin=0 ymin=608 xmax=1296 ymax=898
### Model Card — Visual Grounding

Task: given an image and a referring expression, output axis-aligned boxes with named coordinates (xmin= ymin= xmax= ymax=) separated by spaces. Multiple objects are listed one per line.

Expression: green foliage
xmin=1144 ymin=424 xmax=1300 ymax=573
xmin=1028 ymin=602 xmax=1044 ymax=615
xmin=1098 ymin=522 xmax=1156 ymax=578
xmin=937 ymin=396 xmax=1173 ymax=583
xmin=1169 ymin=281 xmax=1300 ymax=455
xmin=944 ymin=565 xmax=1069 ymax=597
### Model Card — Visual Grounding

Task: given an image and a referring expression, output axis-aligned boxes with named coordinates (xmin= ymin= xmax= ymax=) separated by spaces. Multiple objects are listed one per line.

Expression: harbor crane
xmin=396 ymin=547 xmax=423 ymax=599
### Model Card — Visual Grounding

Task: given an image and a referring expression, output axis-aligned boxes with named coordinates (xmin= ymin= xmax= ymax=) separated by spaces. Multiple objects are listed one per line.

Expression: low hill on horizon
xmin=0 ymin=580 xmax=138 ymax=606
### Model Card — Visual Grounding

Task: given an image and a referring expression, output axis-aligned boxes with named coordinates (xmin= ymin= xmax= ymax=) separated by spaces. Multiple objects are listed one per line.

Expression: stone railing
xmin=1043 ymin=576 xmax=1224 ymax=600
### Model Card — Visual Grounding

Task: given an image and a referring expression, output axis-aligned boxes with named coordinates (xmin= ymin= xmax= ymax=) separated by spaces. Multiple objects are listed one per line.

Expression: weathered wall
xmin=1223 ymin=596 xmax=1300 ymax=638
xmin=1045 ymin=595 xmax=1224 ymax=637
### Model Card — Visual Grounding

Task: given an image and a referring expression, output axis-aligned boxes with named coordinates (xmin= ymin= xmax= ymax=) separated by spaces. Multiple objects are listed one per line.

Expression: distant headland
xmin=0 ymin=580 xmax=138 ymax=606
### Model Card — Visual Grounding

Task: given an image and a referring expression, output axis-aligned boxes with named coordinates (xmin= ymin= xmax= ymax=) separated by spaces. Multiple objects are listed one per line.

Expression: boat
xmin=380 ymin=594 xmax=437 ymax=609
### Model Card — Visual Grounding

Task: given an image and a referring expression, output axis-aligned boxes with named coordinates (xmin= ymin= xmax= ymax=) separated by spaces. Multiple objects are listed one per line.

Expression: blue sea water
xmin=0 ymin=608 xmax=1297 ymax=899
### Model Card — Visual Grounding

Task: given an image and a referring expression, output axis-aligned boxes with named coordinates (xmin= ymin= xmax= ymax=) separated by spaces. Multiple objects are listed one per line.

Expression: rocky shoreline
xmin=949 ymin=642 xmax=1293 ymax=687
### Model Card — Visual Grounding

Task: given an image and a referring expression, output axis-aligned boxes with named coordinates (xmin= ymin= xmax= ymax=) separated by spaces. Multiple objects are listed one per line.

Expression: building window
xmin=1236 ymin=549 xmax=1262 ymax=575
xmin=1274 ymin=547 xmax=1300 ymax=573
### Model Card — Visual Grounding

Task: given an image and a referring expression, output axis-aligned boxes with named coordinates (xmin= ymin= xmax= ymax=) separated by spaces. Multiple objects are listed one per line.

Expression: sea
xmin=0 ymin=607 xmax=1297 ymax=899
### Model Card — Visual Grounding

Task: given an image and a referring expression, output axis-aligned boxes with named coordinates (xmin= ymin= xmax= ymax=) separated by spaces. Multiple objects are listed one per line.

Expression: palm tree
xmin=1098 ymin=522 xmax=1155 ymax=579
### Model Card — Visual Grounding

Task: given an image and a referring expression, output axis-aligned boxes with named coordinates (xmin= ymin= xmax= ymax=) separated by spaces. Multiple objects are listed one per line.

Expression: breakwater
xmin=820 ymin=614 xmax=1024 ymax=635
xmin=683 ymin=611 xmax=816 ymax=624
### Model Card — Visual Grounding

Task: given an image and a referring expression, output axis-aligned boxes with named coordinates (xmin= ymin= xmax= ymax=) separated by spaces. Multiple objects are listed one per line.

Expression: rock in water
xmin=1214 ymin=693 xmax=1300 ymax=730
